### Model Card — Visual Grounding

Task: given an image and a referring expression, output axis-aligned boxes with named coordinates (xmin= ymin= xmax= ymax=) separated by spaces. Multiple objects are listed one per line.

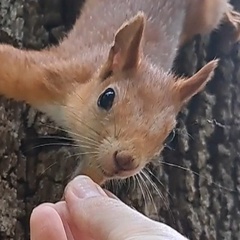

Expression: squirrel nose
xmin=113 ymin=151 xmax=136 ymax=171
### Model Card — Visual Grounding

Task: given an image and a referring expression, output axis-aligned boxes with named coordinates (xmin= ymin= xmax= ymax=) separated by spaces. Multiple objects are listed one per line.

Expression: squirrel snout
xmin=113 ymin=151 xmax=137 ymax=171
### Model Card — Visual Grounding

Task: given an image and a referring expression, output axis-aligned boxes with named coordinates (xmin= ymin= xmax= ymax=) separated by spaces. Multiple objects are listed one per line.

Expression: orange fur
xmin=0 ymin=45 xmax=92 ymax=108
xmin=0 ymin=0 xmax=238 ymax=184
xmin=180 ymin=0 xmax=240 ymax=45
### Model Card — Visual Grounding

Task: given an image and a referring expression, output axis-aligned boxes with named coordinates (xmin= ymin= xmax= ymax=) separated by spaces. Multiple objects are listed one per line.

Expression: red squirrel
xmin=0 ymin=0 xmax=239 ymax=184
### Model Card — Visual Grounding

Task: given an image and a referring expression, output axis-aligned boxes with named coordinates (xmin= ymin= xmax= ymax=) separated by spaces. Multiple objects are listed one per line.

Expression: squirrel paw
xmin=225 ymin=7 xmax=240 ymax=42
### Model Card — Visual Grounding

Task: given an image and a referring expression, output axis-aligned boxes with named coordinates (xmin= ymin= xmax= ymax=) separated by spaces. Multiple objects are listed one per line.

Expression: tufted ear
xmin=103 ymin=12 xmax=146 ymax=78
xmin=173 ymin=60 xmax=219 ymax=105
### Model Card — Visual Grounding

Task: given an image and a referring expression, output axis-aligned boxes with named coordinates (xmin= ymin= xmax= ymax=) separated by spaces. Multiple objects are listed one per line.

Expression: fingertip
xmin=30 ymin=205 xmax=67 ymax=240
xmin=33 ymin=202 xmax=55 ymax=210
xmin=30 ymin=204 xmax=53 ymax=228
xmin=64 ymin=175 xmax=107 ymax=201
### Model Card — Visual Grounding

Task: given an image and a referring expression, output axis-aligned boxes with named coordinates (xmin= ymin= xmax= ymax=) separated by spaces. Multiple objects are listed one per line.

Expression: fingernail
xmin=69 ymin=175 xmax=107 ymax=199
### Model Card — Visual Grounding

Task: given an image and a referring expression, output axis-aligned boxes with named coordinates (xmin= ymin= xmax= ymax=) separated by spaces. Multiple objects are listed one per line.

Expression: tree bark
xmin=0 ymin=0 xmax=240 ymax=240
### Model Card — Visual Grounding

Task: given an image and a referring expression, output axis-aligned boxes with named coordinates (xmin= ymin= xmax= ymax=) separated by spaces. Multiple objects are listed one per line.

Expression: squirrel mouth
xmin=99 ymin=166 xmax=115 ymax=178
xmin=99 ymin=166 xmax=127 ymax=179
xmin=99 ymin=165 xmax=140 ymax=179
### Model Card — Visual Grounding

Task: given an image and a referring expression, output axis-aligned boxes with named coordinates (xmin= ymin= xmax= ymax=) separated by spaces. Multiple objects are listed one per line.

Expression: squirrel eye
xmin=163 ymin=130 xmax=176 ymax=148
xmin=97 ymin=88 xmax=115 ymax=111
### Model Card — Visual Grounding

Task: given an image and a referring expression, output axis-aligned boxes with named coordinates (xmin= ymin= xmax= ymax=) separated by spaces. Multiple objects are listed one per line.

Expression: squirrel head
xmin=65 ymin=12 xmax=218 ymax=184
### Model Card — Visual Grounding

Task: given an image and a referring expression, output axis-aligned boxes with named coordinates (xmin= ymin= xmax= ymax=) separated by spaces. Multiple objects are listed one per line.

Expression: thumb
xmin=64 ymin=176 xmax=160 ymax=240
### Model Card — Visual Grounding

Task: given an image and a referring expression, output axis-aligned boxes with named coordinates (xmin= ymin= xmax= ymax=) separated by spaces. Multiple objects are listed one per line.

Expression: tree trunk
xmin=0 ymin=1 xmax=239 ymax=240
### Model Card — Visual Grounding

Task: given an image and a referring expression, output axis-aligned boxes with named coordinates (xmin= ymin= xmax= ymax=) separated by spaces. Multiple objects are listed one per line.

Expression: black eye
xmin=164 ymin=130 xmax=175 ymax=145
xmin=163 ymin=130 xmax=176 ymax=150
xmin=97 ymin=88 xmax=115 ymax=111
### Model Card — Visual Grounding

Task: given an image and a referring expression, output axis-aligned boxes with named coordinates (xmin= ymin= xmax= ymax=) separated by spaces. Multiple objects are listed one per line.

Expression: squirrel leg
xmin=0 ymin=44 xmax=63 ymax=107
xmin=179 ymin=1 xmax=240 ymax=47
xmin=224 ymin=4 xmax=240 ymax=42
xmin=0 ymin=44 xmax=92 ymax=108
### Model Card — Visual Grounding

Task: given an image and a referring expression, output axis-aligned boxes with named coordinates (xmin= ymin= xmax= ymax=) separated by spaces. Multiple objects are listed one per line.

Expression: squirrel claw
xmin=225 ymin=6 xmax=240 ymax=42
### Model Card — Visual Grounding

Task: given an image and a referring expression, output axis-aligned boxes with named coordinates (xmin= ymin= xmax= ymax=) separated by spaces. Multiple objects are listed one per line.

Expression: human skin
xmin=30 ymin=175 xmax=187 ymax=240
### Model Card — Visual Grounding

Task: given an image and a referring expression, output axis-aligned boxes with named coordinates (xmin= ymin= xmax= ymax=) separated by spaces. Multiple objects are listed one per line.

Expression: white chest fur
xmin=37 ymin=104 xmax=67 ymax=127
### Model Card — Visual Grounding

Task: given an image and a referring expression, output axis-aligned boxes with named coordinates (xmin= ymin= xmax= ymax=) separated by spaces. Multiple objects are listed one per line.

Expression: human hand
xmin=30 ymin=175 xmax=187 ymax=240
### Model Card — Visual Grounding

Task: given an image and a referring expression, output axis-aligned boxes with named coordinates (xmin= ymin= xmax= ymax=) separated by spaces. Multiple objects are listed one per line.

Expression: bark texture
xmin=0 ymin=1 xmax=240 ymax=240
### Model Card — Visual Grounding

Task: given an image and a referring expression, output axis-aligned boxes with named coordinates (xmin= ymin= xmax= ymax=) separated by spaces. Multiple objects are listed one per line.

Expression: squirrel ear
xmin=106 ymin=12 xmax=146 ymax=73
xmin=173 ymin=60 xmax=219 ymax=105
